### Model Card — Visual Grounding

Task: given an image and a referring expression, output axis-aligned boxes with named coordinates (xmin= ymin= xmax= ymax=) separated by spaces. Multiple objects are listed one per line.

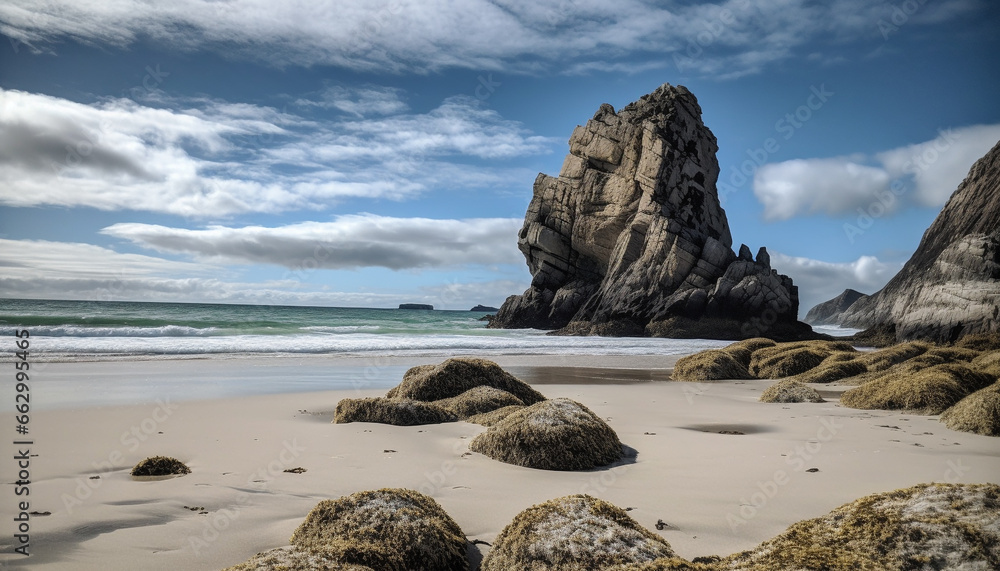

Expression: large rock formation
xmin=489 ymin=83 xmax=810 ymax=340
xmin=818 ymin=140 xmax=1000 ymax=343
xmin=804 ymin=288 xmax=866 ymax=325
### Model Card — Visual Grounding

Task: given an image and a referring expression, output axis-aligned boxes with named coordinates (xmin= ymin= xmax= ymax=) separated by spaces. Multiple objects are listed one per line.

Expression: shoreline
xmin=2 ymin=357 xmax=997 ymax=570
xmin=23 ymin=355 xmax=682 ymax=411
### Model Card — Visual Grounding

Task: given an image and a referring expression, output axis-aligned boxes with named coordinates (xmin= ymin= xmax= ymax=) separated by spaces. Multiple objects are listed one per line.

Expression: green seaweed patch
xmin=722 ymin=482 xmax=1000 ymax=571
xmin=333 ymin=398 xmax=457 ymax=426
xmin=941 ymin=381 xmax=1000 ymax=436
xmin=480 ymin=494 xmax=676 ymax=571
xmin=759 ymin=379 xmax=824 ymax=403
xmin=469 ymin=399 xmax=623 ymax=471
xmin=672 ymin=350 xmax=752 ymax=381
xmin=432 ymin=386 xmax=525 ymax=419
xmin=130 ymin=456 xmax=190 ymax=477
xmin=387 ymin=357 xmax=546 ymax=405
xmin=840 ymin=363 xmax=995 ymax=414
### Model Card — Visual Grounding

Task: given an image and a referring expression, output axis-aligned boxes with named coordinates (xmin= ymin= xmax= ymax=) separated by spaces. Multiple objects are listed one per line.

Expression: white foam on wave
xmin=33 ymin=331 xmax=732 ymax=359
xmin=0 ymin=324 xmax=219 ymax=337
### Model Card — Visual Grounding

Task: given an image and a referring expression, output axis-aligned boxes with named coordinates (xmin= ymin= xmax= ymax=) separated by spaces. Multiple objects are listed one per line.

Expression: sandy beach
xmin=2 ymin=355 xmax=998 ymax=570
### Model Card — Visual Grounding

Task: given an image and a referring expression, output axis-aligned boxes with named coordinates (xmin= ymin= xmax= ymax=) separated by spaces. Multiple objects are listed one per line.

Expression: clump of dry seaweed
xmin=480 ymin=494 xmax=676 ymax=571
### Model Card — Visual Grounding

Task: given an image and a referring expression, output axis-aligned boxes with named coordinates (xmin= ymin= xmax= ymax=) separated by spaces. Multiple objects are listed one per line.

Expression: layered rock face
xmin=490 ymin=83 xmax=807 ymax=339
xmin=825 ymin=140 xmax=1000 ymax=343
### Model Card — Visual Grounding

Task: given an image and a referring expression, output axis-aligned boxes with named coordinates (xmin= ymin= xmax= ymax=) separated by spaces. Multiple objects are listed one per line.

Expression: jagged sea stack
xmin=490 ymin=83 xmax=811 ymax=340
xmin=815 ymin=139 xmax=1000 ymax=343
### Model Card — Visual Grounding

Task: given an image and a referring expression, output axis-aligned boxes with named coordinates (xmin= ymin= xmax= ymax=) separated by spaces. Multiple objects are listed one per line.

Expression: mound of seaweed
xmin=759 ymin=380 xmax=824 ymax=403
xmin=787 ymin=353 xmax=866 ymax=384
xmin=749 ymin=341 xmax=856 ymax=379
xmin=941 ymin=382 xmax=1000 ymax=436
xmin=465 ymin=405 xmax=524 ymax=427
xmin=130 ymin=456 xmax=190 ymax=476
xmin=721 ymin=337 xmax=777 ymax=368
xmin=854 ymin=341 xmax=930 ymax=372
xmin=433 ymin=386 xmax=525 ymax=419
xmin=840 ymin=363 xmax=995 ymax=414
xmin=333 ymin=398 xmax=457 ymax=426
xmin=223 ymin=546 xmax=374 ymax=571
xmin=480 ymin=494 xmax=676 ymax=571
xmin=291 ymin=488 xmax=469 ymax=571
xmin=972 ymin=350 xmax=1000 ymax=377
xmin=955 ymin=332 xmax=1000 ymax=352
xmin=387 ymin=357 xmax=546 ymax=405
xmin=722 ymin=483 xmax=1000 ymax=571
xmin=469 ymin=399 xmax=623 ymax=471
xmin=619 ymin=559 xmax=717 ymax=571
xmin=672 ymin=350 xmax=752 ymax=381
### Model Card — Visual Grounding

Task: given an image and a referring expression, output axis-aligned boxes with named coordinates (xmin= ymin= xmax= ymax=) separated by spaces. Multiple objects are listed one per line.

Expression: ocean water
xmin=0 ymin=298 xmax=734 ymax=360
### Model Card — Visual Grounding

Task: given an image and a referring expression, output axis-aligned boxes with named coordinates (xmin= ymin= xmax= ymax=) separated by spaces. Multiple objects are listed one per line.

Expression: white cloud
xmin=769 ymin=251 xmax=903 ymax=314
xmin=0 ymin=88 xmax=551 ymax=216
xmin=752 ymin=124 xmax=1000 ymax=221
xmin=294 ymin=86 xmax=409 ymax=116
xmin=0 ymin=237 xmax=528 ymax=308
xmin=101 ymin=215 xmax=525 ymax=270
xmin=754 ymin=159 xmax=891 ymax=221
xmin=0 ymin=0 xmax=986 ymax=76
xmin=875 ymin=124 xmax=1000 ymax=207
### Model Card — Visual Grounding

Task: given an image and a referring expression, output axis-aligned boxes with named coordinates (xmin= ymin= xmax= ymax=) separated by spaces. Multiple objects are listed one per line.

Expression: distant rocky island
xmin=489 ymin=83 xmax=812 ymax=341
xmin=470 ymin=305 xmax=499 ymax=312
xmin=398 ymin=303 xmax=433 ymax=310
xmin=807 ymin=140 xmax=1000 ymax=344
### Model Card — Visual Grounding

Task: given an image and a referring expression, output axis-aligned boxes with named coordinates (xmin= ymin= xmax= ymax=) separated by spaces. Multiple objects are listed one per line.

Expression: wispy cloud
xmin=101 ymin=215 xmax=525 ymax=270
xmin=753 ymin=124 xmax=1000 ymax=221
xmin=0 ymin=237 xmax=528 ymax=308
xmin=0 ymin=88 xmax=551 ymax=216
xmin=0 ymin=0 xmax=987 ymax=77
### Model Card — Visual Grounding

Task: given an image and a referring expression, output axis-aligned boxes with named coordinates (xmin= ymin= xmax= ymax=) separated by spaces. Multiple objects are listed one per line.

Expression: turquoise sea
xmin=0 ymin=298 xmax=739 ymax=360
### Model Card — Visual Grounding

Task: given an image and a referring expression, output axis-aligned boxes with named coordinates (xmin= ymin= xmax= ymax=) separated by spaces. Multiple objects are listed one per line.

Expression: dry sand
xmin=2 ymin=356 xmax=998 ymax=570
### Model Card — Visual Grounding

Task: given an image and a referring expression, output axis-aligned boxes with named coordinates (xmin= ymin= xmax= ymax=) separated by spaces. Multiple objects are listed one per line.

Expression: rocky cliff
xmin=805 ymin=289 xmax=867 ymax=326
xmin=489 ymin=83 xmax=812 ymax=340
xmin=827 ymin=140 xmax=1000 ymax=342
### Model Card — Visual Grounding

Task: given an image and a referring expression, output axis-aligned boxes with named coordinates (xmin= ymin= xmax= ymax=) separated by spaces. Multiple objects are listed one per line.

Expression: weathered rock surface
xmin=804 ymin=288 xmax=866 ymax=325
xmin=821 ymin=139 xmax=1000 ymax=343
xmin=489 ymin=84 xmax=808 ymax=339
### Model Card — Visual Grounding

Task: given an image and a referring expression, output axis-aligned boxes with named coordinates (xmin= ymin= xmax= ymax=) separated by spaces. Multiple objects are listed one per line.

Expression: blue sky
xmin=0 ymin=0 xmax=998 ymax=314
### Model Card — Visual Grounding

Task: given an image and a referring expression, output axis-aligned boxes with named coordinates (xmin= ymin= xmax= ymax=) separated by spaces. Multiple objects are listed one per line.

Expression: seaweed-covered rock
xmin=130 ymin=456 xmax=190 ymax=476
xmin=469 ymin=399 xmax=622 ymax=471
xmin=955 ymin=332 xmax=1000 ymax=351
xmin=433 ymin=386 xmax=525 ymax=419
xmin=387 ymin=358 xmax=546 ymax=405
xmin=840 ymin=363 xmax=995 ymax=414
xmin=223 ymin=546 xmax=375 ymax=571
xmin=290 ymin=489 xmax=469 ymax=571
xmin=333 ymin=398 xmax=457 ymax=426
xmin=941 ymin=382 xmax=1000 ymax=436
xmin=619 ymin=558 xmax=719 ymax=571
xmin=972 ymin=350 xmax=1000 ymax=377
xmin=722 ymin=483 xmax=1000 ymax=570
xmin=721 ymin=337 xmax=777 ymax=368
xmin=854 ymin=341 xmax=930 ymax=372
xmin=759 ymin=380 xmax=824 ymax=403
xmin=788 ymin=354 xmax=867 ymax=384
xmin=480 ymin=494 xmax=676 ymax=571
xmin=749 ymin=341 xmax=854 ymax=379
xmin=672 ymin=350 xmax=751 ymax=381
xmin=465 ymin=405 xmax=525 ymax=427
